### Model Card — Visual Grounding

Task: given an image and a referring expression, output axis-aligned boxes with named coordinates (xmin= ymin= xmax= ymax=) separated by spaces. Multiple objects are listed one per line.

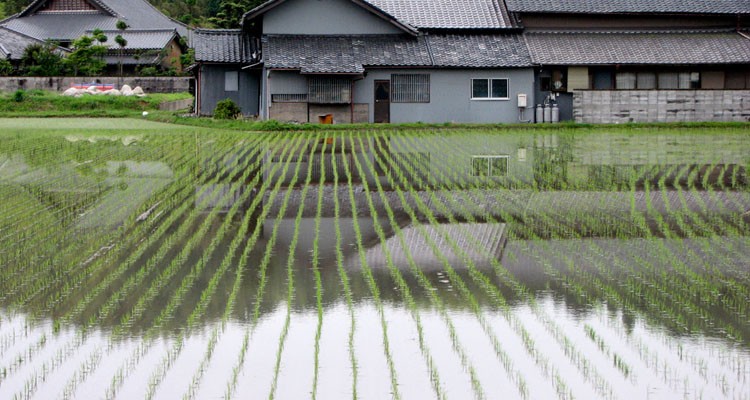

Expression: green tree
xmin=65 ymin=35 xmax=107 ymax=76
xmin=115 ymin=20 xmax=128 ymax=80
xmin=209 ymin=0 xmax=266 ymax=28
xmin=20 ymin=41 xmax=65 ymax=76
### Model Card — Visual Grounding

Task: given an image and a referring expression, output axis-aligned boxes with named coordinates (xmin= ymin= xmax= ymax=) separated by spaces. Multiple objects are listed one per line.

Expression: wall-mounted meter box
xmin=517 ymin=93 xmax=528 ymax=108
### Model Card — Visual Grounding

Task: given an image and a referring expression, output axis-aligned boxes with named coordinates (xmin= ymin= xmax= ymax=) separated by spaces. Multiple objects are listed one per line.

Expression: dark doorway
xmin=374 ymin=80 xmax=390 ymax=123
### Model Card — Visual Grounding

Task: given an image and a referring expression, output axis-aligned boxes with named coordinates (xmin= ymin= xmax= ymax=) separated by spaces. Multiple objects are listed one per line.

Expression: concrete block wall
xmin=573 ymin=90 xmax=750 ymax=123
xmin=0 ymin=77 xmax=191 ymax=93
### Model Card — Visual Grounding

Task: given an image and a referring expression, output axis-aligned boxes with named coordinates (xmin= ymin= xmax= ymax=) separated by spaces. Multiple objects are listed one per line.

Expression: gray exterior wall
xmin=573 ymin=90 xmax=750 ymax=123
xmin=262 ymin=0 xmax=402 ymax=35
xmin=198 ymin=64 xmax=260 ymax=117
xmin=354 ymin=68 xmax=536 ymax=123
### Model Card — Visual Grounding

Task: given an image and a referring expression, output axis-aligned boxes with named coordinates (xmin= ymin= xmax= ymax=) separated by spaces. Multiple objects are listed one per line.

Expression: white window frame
xmin=224 ymin=71 xmax=239 ymax=92
xmin=471 ymin=155 xmax=509 ymax=177
xmin=471 ymin=78 xmax=510 ymax=101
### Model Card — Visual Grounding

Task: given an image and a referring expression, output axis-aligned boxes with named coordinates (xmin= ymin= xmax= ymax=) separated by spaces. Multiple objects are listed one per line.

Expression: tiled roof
xmin=88 ymin=29 xmax=178 ymax=50
xmin=505 ymin=0 xmax=750 ymax=15
xmin=429 ymin=34 xmax=531 ymax=67
xmin=0 ymin=27 xmax=48 ymax=60
xmin=245 ymin=0 xmax=513 ymax=30
xmin=2 ymin=0 xmax=189 ymax=42
xmin=264 ymin=35 xmax=431 ymax=73
xmin=524 ymin=30 xmax=750 ymax=65
xmin=193 ymin=29 xmax=260 ymax=63
xmin=364 ymin=0 xmax=512 ymax=29
xmin=263 ymin=33 xmax=531 ymax=73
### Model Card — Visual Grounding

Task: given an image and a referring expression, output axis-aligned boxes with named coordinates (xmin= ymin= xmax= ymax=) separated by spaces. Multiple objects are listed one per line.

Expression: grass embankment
xmin=149 ymin=112 xmax=750 ymax=132
xmin=0 ymin=90 xmax=193 ymax=118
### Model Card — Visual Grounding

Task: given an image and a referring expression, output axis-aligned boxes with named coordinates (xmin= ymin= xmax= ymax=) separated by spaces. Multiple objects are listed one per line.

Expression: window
xmin=472 ymin=156 xmax=509 ymax=177
xmin=472 ymin=78 xmax=509 ymax=100
xmin=658 ymin=72 xmax=679 ymax=89
xmin=308 ymin=77 xmax=351 ymax=104
xmin=636 ymin=72 xmax=656 ymax=89
xmin=224 ymin=71 xmax=239 ymax=92
xmin=615 ymin=72 xmax=636 ymax=89
xmin=391 ymin=74 xmax=430 ymax=103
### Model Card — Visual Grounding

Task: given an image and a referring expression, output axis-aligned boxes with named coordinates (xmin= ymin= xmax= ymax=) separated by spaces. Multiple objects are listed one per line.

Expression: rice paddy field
xmin=0 ymin=118 xmax=749 ymax=399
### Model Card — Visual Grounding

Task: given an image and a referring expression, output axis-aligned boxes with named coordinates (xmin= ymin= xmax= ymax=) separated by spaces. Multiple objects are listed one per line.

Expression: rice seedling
xmin=0 ymin=121 xmax=748 ymax=399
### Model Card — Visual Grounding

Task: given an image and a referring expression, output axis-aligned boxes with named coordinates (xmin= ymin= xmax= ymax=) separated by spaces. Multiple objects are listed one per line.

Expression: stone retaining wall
xmin=573 ymin=90 xmax=750 ymax=123
xmin=0 ymin=77 xmax=192 ymax=94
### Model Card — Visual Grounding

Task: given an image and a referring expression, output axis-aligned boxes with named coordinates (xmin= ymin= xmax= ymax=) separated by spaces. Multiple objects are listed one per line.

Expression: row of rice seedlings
xmin=0 ymin=140 xmax=128 ymax=288
xmin=310 ymin=137 xmax=329 ymax=400
xmin=7 ymin=135 xmax=256 ymax=400
xmin=107 ymin=133 xmax=300 ymax=400
xmin=382 ymin=130 xmax=619 ymax=398
xmin=171 ymin=135 xmax=299 ymax=400
xmin=222 ymin=132 xmax=311 ymax=400
xmin=331 ymin=140 xmax=359 ymax=400
xmin=0 ymin=135 xmax=199 ymax=389
xmin=338 ymin=135 xmax=403 ymax=400
xmin=142 ymin=140 xmax=274 ymax=400
xmin=348 ymin=133 xmax=480 ymax=400
xmin=267 ymin=133 xmax=322 ymax=400
xmin=61 ymin=134 xmax=248 ymax=327
xmin=500 ymin=182 xmax=748 ymax=390
xmin=0 ymin=130 xmax=187 ymax=298
xmin=9 ymin=134 xmax=198 ymax=312
xmin=372 ymin=132 xmax=575 ymax=398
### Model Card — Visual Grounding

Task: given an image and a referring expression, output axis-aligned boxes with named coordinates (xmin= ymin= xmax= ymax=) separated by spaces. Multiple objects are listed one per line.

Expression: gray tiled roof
xmin=2 ymin=0 xmax=189 ymax=42
xmin=524 ymin=30 xmax=750 ymax=65
xmin=263 ymin=33 xmax=531 ymax=73
xmin=264 ymin=35 xmax=431 ymax=73
xmin=246 ymin=0 xmax=513 ymax=30
xmin=193 ymin=29 xmax=260 ymax=63
xmin=505 ymin=0 xmax=750 ymax=15
xmin=0 ymin=27 xmax=47 ymax=60
xmin=89 ymin=30 xmax=178 ymax=50
xmin=429 ymin=34 xmax=531 ymax=67
xmin=364 ymin=0 xmax=512 ymax=29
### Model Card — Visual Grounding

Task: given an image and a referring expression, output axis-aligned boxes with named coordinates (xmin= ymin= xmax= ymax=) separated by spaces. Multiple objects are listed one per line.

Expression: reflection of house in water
xmin=263 ymin=135 xmax=536 ymax=189
xmin=539 ymin=133 xmax=750 ymax=189
xmin=194 ymin=140 xmax=261 ymax=214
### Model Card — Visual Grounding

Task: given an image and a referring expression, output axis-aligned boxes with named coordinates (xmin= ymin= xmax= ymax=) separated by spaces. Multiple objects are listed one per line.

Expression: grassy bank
xmin=0 ymin=89 xmax=193 ymax=117
xmin=148 ymin=112 xmax=750 ymax=132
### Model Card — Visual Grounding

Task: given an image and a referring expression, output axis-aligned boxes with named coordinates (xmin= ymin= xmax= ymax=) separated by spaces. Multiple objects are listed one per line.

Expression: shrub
xmin=13 ymin=90 xmax=25 ymax=102
xmin=0 ymin=59 xmax=14 ymax=76
xmin=214 ymin=98 xmax=241 ymax=120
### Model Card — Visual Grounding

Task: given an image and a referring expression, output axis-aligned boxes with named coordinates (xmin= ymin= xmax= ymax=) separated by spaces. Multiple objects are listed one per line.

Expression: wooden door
xmin=374 ymin=80 xmax=390 ymax=123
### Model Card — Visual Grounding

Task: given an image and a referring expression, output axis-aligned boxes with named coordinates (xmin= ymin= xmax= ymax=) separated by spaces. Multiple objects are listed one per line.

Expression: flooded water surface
xmin=0 ymin=119 xmax=748 ymax=399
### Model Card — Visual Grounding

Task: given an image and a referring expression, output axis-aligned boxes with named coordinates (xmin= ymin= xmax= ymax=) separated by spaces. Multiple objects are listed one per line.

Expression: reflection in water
xmin=0 ymin=124 xmax=748 ymax=399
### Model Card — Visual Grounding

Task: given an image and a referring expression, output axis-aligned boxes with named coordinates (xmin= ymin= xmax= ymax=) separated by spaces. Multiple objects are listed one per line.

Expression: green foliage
xmin=0 ymin=58 xmax=14 ymax=76
xmin=20 ymin=42 xmax=65 ymax=76
xmin=65 ymin=35 xmax=107 ymax=76
xmin=0 ymin=90 xmax=193 ymax=116
xmin=12 ymin=89 xmax=24 ymax=102
xmin=116 ymin=20 xmax=129 ymax=31
xmin=213 ymin=98 xmax=241 ymax=119
xmin=209 ymin=0 xmax=266 ymax=28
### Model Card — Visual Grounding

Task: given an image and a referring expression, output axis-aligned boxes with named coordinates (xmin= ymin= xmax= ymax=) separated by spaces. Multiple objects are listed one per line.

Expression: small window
xmin=472 ymin=155 xmax=509 ymax=177
xmin=637 ymin=72 xmax=656 ymax=89
xmin=225 ymin=71 xmax=239 ymax=92
xmin=308 ymin=77 xmax=351 ymax=104
xmin=472 ymin=78 xmax=509 ymax=100
xmin=391 ymin=74 xmax=430 ymax=103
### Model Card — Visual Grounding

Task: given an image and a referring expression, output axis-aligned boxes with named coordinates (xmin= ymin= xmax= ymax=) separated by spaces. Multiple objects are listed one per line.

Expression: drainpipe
xmin=196 ymin=64 xmax=201 ymax=115
xmin=350 ymin=80 xmax=354 ymax=123
xmin=265 ymin=69 xmax=271 ymax=120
